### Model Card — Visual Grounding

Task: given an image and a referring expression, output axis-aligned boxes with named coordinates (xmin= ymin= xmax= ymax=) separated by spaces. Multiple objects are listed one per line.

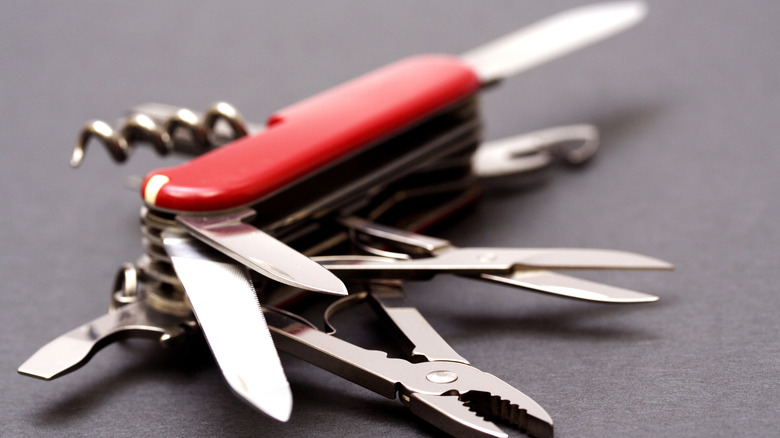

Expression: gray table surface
xmin=2 ymin=1 xmax=778 ymax=437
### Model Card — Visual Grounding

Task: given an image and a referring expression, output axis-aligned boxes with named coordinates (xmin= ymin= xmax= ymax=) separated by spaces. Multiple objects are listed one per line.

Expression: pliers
xmin=265 ymin=281 xmax=554 ymax=438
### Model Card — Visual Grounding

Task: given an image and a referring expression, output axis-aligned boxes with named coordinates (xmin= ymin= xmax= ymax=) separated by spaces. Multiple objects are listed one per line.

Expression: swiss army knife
xmin=19 ymin=2 xmax=671 ymax=437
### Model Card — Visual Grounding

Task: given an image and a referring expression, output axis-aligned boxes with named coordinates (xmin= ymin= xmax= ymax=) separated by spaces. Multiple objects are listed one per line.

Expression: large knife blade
xmin=461 ymin=1 xmax=647 ymax=83
xmin=162 ymin=231 xmax=292 ymax=422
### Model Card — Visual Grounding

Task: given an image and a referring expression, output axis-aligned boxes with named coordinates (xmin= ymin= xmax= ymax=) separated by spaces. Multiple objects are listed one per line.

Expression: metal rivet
xmin=478 ymin=253 xmax=496 ymax=263
xmin=426 ymin=370 xmax=458 ymax=384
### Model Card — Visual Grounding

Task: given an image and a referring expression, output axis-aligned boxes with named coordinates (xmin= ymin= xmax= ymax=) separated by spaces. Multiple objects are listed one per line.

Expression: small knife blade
xmin=162 ymin=231 xmax=293 ymax=422
xmin=461 ymin=1 xmax=647 ymax=83
xmin=177 ymin=209 xmax=347 ymax=296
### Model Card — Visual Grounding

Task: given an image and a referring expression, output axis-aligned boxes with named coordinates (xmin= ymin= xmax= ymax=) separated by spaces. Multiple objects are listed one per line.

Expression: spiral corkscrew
xmin=71 ymin=102 xmax=249 ymax=167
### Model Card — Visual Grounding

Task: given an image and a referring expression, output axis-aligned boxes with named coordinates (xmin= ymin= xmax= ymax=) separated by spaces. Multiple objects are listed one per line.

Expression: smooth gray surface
xmin=2 ymin=1 xmax=778 ymax=437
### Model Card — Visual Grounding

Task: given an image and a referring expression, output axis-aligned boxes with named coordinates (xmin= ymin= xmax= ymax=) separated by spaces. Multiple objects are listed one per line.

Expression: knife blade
xmin=162 ymin=230 xmax=293 ymax=422
xmin=176 ymin=210 xmax=347 ymax=296
xmin=461 ymin=1 xmax=647 ymax=84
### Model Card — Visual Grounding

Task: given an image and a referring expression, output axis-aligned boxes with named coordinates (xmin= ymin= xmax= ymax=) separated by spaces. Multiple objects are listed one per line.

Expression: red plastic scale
xmin=141 ymin=55 xmax=480 ymax=212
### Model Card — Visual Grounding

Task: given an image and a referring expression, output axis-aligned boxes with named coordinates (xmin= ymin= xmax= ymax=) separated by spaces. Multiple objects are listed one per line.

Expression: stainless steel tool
xmin=266 ymin=281 xmax=555 ymax=438
xmin=20 ymin=3 xmax=661 ymax=436
xmin=461 ymin=1 xmax=646 ymax=84
xmin=322 ymin=217 xmax=671 ymax=303
xmin=162 ymin=232 xmax=293 ymax=421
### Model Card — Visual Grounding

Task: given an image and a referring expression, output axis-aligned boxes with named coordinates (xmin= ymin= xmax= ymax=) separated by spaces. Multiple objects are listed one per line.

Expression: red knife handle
xmin=141 ymin=55 xmax=480 ymax=213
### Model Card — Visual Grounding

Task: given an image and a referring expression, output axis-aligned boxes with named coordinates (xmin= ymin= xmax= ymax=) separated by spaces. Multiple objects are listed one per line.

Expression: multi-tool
xmin=19 ymin=2 xmax=671 ymax=437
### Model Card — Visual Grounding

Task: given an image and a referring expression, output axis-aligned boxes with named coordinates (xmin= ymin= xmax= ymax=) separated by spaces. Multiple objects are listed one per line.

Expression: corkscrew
xmin=71 ymin=102 xmax=256 ymax=167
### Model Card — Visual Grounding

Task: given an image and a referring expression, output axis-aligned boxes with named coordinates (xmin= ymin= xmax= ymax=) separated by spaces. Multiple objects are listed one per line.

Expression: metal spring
xmin=71 ymin=102 xmax=249 ymax=167
xmin=132 ymin=207 xmax=192 ymax=316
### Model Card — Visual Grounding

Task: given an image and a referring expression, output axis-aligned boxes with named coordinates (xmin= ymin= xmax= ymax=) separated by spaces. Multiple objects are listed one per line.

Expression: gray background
xmin=2 ymin=1 xmax=778 ymax=437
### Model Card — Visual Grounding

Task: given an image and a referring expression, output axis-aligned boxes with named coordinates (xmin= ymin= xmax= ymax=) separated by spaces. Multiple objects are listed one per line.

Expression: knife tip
xmin=229 ymin=374 xmax=293 ymax=422
xmin=325 ymin=279 xmax=349 ymax=296
xmin=592 ymin=0 xmax=647 ymax=18
xmin=296 ymin=273 xmax=349 ymax=296
xmin=267 ymin=387 xmax=293 ymax=422
xmin=576 ymin=1 xmax=649 ymax=33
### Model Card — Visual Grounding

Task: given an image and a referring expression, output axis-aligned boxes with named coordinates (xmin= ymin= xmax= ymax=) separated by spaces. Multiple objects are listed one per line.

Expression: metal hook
xmin=472 ymin=123 xmax=600 ymax=178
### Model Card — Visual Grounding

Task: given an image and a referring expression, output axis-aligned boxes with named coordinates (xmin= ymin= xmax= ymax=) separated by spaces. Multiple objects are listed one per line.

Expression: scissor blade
xmin=315 ymin=248 xmax=672 ymax=278
xmin=479 ymin=270 xmax=658 ymax=303
xmin=420 ymin=247 xmax=673 ymax=271
xmin=461 ymin=1 xmax=647 ymax=83
xmin=163 ymin=232 xmax=293 ymax=422
xmin=177 ymin=210 xmax=347 ymax=296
